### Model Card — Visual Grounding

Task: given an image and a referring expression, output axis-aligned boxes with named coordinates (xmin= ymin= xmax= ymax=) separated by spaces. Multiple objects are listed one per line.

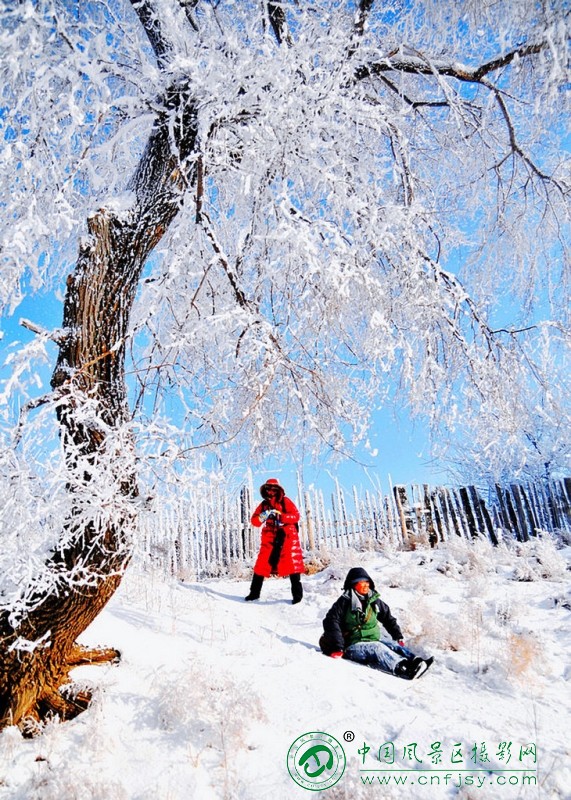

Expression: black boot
xmin=395 ymin=657 xmax=433 ymax=680
xmin=395 ymin=660 xmax=411 ymax=679
xmin=290 ymin=573 xmax=303 ymax=604
xmin=245 ymin=573 xmax=264 ymax=601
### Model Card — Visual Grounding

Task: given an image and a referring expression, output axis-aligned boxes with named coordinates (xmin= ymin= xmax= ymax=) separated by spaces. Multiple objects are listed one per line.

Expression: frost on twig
xmin=19 ymin=318 xmax=67 ymax=345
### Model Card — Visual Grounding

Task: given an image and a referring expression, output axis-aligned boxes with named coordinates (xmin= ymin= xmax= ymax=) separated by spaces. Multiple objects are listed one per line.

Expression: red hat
xmin=260 ymin=478 xmax=285 ymax=499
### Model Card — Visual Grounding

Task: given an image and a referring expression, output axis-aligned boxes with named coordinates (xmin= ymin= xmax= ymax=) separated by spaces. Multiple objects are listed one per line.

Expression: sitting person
xmin=319 ymin=567 xmax=433 ymax=680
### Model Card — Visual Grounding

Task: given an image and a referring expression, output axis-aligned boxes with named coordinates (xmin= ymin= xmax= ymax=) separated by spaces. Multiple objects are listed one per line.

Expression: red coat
xmin=251 ymin=495 xmax=304 ymax=577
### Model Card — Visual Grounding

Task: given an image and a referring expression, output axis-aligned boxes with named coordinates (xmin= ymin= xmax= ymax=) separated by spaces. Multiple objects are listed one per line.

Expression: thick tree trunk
xmin=0 ymin=211 xmax=142 ymax=731
xmin=0 ymin=77 xmax=199 ymax=732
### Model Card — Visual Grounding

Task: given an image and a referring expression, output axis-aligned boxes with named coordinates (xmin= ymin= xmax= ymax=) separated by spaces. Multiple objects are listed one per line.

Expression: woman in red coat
xmin=245 ymin=478 xmax=304 ymax=604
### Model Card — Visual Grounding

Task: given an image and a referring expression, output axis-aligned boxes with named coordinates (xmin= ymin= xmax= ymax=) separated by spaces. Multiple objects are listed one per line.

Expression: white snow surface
xmin=1 ymin=538 xmax=570 ymax=800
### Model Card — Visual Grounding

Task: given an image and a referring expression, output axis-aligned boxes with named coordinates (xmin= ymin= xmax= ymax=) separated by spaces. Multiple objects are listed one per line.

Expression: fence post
xmin=365 ymin=490 xmax=379 ymax=543
xmin=458 ymin=487 xmax=478 ymax=538
xmin=393 ymin=485 xmax=414 ymax=547
xmin=423 ymin=484 xmax=438 ymax=547
xmin=434 ymin=489 xmax=450 ymax=541
xmin=513 ymin=484 xmax=532 ymax=541
xmin=304 ymin=490 xmax=316 ymax=550
xmin=522 ymin=483 xmax=540 ymax=537
xmin=542 ymin=481 xmax=559 ymax=531
xmin=563 ymin=479 xmax=571 ymax=523
xmin=504 ymin=487 xmax=524 ymax=541
xmin=429 ymin=490 xmax=445 ymax=544
xmin=317 ymin=489 xmax=328 ymax=549
xmin=553 ymin=480 xmax=567 ymax=530
xmin=449 ymin=489 xmax=469 ymax=538
xmin=469 ymin=486 xmax=498 ymax=545
xmin=411 ymin=485 xmax=426 ymax=541
xmin=560 ymin=479 xmax=571 ymax=529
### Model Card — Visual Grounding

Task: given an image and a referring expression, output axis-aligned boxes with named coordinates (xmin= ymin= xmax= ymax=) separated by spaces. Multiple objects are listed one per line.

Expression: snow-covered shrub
xmin=219 ymin=561 xmax=252 ymax=582
xmin=400 ymin=597 xmax=471 ymax=652
xmin=511 ymin=560 xmax=540 ymax=582
xmin=0 ymin=718 xmax=128 ymax=800
xmin=435 ymin=557 xmax=467 ymax=579
xmin=303 ymin=551 xmax=332 ymax=575
xmin=528 ymin=536 xmax=568 ymax=581
xmin=551 ymin=592 xmax=571 ymax=611
xmin=154 ymin=659 xmax=266 ymax=752
xmin=555 ymin=529 xmax=571 ymax=547
xmin=494 ymin=599 xmax=516 ymax=627
xmin=441 ymin=537 xmax=498 ymax=576
xmin=511 ymin=536 xmax=569 ymax=582
xmin=4 ymin=770 xmax=128 ymax=800
xmin=325 ymin=777 xmax=402 ymax=800
xmin=502 ymin=632 xmax=543 ymax=681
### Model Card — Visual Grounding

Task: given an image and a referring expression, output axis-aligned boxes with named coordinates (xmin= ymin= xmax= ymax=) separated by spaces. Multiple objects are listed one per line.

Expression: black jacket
xmin=320 ymin=567 xmax=403 ymax=654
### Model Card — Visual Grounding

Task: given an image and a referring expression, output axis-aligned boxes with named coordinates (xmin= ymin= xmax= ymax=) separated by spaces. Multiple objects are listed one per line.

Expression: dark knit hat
xmin=343 ymin=567 xmax=376 ymax=591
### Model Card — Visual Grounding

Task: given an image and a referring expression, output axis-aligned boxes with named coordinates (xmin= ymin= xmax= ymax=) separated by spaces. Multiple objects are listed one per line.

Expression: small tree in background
xmin=0 ymin=1 xmax=569 ymax=729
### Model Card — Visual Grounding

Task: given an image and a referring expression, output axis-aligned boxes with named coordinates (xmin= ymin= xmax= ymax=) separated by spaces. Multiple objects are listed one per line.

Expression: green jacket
xmin=342 ymin=591 xmax=383 ymax=646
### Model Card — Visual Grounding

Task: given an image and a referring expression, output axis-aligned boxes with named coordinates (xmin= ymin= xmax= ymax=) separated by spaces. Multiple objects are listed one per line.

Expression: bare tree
xmin=0 ymin=1 xmax=569 ymax=730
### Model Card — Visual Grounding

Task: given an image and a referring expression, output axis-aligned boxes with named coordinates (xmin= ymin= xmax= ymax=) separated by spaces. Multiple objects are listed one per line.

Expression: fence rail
xmin=138 ymin=477 xmax=571 ymax=579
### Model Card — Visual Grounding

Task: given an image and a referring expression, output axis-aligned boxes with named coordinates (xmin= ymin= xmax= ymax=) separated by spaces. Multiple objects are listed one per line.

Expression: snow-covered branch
xmin=354 ymin=39 xmax=552 ymax=85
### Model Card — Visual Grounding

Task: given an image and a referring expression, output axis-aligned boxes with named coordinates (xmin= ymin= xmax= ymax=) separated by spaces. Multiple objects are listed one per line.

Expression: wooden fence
xmin=138 ymin=476 xmax=571 ymax=579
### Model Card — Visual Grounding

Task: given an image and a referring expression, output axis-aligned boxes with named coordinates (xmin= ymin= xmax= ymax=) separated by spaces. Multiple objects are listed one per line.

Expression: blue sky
xmin=254 ymin=409 xmax=447 ymax=499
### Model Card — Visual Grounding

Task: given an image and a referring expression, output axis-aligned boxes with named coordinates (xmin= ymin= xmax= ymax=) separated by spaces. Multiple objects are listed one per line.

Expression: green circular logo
xmin=287 ymin=731 xmax=346 ymax=791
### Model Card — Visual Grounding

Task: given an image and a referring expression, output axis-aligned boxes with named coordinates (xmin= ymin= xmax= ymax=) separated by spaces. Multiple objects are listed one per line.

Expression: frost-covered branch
xmin=19 ymin=319 xmax=67 ymax=346
xmin=266 ymin=2 xmax=292 ymax=47
xmin=354 ymin=39 xmax=550 ymax=85
xmin=347 ymin=0 xmax=375 ymax=57
xmin=483 ymin=78 xmax=565 ymax=191
xmin=130 ymin=0 xmax=175 ymax=66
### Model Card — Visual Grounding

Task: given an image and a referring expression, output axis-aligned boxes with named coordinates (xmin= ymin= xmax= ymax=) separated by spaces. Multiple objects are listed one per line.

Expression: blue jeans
xmin=344 ymin=640 xmax=414 ymax=674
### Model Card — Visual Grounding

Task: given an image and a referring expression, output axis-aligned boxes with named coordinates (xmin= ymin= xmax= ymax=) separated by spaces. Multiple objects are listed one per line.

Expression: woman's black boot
xmin=290 ymin=573 xmax=303 ymax=604
xmin=245 ymin=573 xmax=264 ymax=601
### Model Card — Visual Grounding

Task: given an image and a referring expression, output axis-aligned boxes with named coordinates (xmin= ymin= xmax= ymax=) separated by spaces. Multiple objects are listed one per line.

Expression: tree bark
xmin=0 ymin=75 xmax=199 ymax=732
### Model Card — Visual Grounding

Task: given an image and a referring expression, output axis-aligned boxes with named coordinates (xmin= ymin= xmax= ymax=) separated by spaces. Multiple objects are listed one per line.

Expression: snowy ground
xmin=0 ymin=536 xmax=570 ymax=800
